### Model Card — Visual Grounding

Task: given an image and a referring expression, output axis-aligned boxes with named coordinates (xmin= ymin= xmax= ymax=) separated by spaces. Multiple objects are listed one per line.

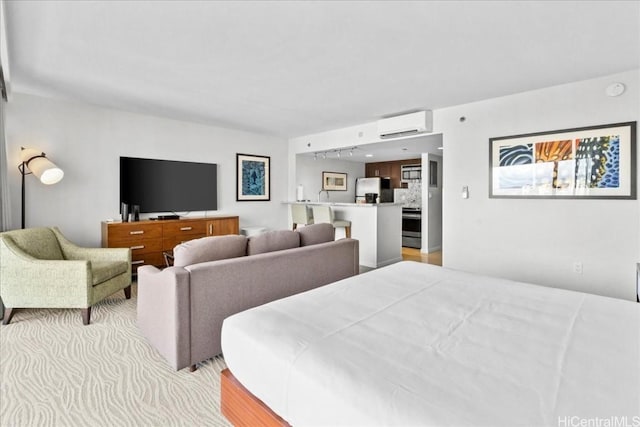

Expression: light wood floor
xmin=402 ymin=247 xmax=442 ymax=266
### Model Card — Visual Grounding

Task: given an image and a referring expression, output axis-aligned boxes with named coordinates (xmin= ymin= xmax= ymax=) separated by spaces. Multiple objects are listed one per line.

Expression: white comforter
xmin=221 ymin=261 xmax=640 ymax=426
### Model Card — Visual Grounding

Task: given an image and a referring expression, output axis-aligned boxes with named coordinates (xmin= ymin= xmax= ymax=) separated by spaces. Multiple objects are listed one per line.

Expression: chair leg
xmin=345 ymin=226 xmax=351 ymax=239
xmin=81 ymin=307 xmax=91 ymax=325
xmin=2 ymin=308 xmax=17 ymax=325
xmin=123 ymin=285 xmax=132 ymax=300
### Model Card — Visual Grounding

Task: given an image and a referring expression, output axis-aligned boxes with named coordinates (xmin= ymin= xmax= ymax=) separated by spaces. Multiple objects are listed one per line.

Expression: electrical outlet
xmin=573 ymin=262 xmax=583 ymax=275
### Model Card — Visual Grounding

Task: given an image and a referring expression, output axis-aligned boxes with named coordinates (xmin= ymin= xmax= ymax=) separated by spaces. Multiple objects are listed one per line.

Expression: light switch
xmin=462 ymin=186 xmax=469 ymax=199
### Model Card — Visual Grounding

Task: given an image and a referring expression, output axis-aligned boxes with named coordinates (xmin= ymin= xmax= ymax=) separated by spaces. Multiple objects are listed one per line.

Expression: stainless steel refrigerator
xmin=355 ymin=177 xmax=393 ymax=203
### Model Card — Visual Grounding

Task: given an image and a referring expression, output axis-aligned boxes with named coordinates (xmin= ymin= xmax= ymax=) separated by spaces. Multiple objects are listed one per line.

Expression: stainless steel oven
xmin=402 ymin=208 xmax=421 ymax=248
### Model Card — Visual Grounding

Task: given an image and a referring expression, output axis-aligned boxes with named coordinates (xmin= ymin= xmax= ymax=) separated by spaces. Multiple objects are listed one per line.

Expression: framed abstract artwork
xmin=322 ymin=171 xmax=347 ymax=191
xmin=236 ymin=153 xmax=270 ymax=201
xmin=489 ymin=121 xmax=636 ymax=199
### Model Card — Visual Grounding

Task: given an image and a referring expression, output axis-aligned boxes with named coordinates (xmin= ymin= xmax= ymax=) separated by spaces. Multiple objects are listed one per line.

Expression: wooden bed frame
xmin=221 ymin=369 xmax=291 ymax=427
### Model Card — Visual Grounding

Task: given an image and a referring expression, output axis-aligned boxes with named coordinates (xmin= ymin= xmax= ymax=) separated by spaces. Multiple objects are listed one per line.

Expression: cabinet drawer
xmin=163 ymin=233 xmax=206 ymax=251
xmin=163 ymin=222 xmax=207 ymax=237
xmin=131 ymin=252 xmax=165 ymax=272
xmin=109 ymin=238 xmax=163 ymax=255
xmin=107 ymin=223 xmax=162 ymax=240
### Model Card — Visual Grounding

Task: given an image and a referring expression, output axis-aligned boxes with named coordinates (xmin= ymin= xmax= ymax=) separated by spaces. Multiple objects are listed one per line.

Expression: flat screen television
xmin=120 ymin=157 xmax=217 ymax=213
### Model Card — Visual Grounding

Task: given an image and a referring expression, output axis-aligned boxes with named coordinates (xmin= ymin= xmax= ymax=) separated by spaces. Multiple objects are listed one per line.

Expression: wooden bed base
xmin=221 ymin=369 xmax=291 ymax=427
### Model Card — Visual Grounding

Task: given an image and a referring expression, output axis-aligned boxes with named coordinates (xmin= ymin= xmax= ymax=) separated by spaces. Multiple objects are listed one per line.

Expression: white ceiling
xmin=4 ymin=1 xmax=639 ymax=138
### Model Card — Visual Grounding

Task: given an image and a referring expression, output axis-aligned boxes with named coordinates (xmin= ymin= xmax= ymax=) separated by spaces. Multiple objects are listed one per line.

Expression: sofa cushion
xmin=0 ymin=228 xmax=64 ymax=260
xmin=297 ymin=223 xmax=335 ymax=246
xmin=173 ymin=235 xmax=248 ymax=267
xmin=247 ymin=230 xmax=300 ymax=255
xmin=91 ymin=260 xmax=129 ymax=285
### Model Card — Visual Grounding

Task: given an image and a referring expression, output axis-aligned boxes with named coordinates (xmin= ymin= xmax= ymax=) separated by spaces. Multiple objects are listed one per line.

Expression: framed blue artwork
xmin=236 ymin=153 xmax=271 ymax=201
xmin=489 ymin=121 xmax=636 ymax=199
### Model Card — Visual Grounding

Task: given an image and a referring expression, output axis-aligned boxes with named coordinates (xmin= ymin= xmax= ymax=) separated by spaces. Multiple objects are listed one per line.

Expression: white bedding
xmin=221 ymin=261 xmax=640 ymax=426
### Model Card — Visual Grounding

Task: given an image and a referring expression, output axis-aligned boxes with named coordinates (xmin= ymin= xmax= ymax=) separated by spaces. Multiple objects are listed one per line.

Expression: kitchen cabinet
xmin=389 ymin=162 xmax=401 ymax=189
xmin=365 ymin=162 xmax=390 ymax=178
xmin=365 ymin=158 xmax=421 ymax=188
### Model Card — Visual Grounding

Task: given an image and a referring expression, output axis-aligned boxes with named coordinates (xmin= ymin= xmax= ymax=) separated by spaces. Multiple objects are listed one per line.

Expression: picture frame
xmin=322 ymin=171 xmax=347 ymax=191
xmin=489 ymin=121 xmax=636 ymax=199
xmin=236 ymin=153 xmax=270 ymax=201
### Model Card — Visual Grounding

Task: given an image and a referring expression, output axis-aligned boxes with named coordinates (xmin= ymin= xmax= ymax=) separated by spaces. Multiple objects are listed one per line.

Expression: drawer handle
xmin=180 ymin=227 xmax=192 ymax=231
xmin=130 ymin=245 xmax=145 ymax=250
xmin=132 ymin=260 xmax=145 ymax=265
xmin=129 ymin=230 xmax=145 ymax=235
xmin=209 ymin=224 xmax=213 ymax=234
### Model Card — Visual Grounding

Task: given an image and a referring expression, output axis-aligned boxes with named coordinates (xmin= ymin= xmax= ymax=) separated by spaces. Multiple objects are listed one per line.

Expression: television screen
xmin=120 ymin=157 xmax=217 ymax=213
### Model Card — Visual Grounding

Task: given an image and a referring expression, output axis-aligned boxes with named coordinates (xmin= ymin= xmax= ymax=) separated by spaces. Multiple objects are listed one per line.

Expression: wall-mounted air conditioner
xmin=377 ymin=110 xmax=433 ymax=139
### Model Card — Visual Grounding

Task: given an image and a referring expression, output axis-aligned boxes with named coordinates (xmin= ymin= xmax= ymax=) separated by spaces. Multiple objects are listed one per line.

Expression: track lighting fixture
xmin=312 ymin=146 xmax=358 ymax=160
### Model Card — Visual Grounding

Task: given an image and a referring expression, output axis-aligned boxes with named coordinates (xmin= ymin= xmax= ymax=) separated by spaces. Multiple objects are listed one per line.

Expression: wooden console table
xmin=101 ymin=216 xmax=239 ymax=273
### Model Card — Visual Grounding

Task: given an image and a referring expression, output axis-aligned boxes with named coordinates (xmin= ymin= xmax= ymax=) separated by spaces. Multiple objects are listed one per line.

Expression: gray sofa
xmin=137 ymin=223 xmax=359 ymax=371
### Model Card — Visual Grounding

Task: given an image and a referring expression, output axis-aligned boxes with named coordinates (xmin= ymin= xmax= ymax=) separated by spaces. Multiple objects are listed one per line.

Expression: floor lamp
xmin=18 ymin=147 xmax=64 ymax=229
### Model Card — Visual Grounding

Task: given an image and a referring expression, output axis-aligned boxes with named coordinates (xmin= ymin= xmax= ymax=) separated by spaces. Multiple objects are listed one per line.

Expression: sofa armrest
xmin=52 ymin=227 xmax=131 ymax=263
xmin=137 ymin=265 xmax=191 ymax=370
xmin=0 ymin=237 xmax=91 ymax=308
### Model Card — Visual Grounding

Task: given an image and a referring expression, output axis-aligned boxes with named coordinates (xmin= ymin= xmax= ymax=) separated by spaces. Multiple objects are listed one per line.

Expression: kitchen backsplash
xmin=394 ymin=182 xmax=422 ymax=208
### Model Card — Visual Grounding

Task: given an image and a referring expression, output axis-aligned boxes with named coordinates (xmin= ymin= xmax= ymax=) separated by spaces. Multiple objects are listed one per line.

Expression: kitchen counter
xmin=287 ymin=201 xmax=403 ymax=207
xmin=284 ymin=201 xmax=402 ymax=268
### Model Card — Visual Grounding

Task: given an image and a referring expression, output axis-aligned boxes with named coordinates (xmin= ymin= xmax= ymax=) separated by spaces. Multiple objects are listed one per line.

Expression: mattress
xmin=221 ymin=261 xmax=640 ymax=426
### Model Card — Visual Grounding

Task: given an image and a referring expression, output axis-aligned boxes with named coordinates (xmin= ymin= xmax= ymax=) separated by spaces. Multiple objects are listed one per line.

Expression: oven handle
xmin=402 ymin=214 xmax=422 ymax=219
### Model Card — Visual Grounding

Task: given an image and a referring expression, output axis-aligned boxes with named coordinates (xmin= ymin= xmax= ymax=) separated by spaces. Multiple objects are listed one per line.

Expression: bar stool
xmin=291 ymin=204 xmax=314 ymax=230
xmin=311 ymin=205 xmax=351 ymax=238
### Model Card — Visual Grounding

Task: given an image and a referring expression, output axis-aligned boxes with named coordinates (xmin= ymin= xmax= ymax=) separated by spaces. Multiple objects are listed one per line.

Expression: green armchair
xmin=0 ymin=227 xmax=131 ymax=325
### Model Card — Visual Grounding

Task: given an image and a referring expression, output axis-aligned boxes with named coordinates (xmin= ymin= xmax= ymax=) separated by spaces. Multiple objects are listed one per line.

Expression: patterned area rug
xmin=0 ymin=285 xmax=231 ymax=427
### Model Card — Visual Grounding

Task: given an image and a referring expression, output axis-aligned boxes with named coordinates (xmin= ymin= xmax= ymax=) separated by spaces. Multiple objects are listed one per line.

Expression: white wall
xmin=5 ymin=93 xmax=289 ymax=246
xmin=435 ymin=69 xmax=640 ymax=301
xmin=295 ymin=155 xmax=365 ymax=203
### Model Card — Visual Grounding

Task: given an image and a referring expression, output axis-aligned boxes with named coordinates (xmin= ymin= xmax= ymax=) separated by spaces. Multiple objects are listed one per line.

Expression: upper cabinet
xmin=365 ymin=162 xmax=391 ymax=178
xmin=365 ymin=158 xmax=421 ymax=189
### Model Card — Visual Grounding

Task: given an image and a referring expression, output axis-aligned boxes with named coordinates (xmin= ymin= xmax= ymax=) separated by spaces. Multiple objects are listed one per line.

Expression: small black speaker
xmin=121 ymin=202 xmax=129 ymax=222
xmin=132 ymin=205 xmax=140 ymax=222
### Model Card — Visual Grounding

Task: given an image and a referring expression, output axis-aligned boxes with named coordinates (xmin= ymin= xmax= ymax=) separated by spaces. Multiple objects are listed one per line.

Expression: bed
xmin=220 ymin=261 xmax=640 ymax=426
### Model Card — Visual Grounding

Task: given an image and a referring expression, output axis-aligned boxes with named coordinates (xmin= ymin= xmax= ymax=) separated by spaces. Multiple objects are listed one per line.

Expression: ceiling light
xmin=365 ymin=154 xmax=373 ymax=158
xmin=437 ymin=146 xmax=443 ymax=150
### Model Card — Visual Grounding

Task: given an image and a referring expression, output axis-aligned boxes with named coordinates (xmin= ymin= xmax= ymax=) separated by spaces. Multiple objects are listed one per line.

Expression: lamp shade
xmin=20 ymin=148 xmax=64 ymax=185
